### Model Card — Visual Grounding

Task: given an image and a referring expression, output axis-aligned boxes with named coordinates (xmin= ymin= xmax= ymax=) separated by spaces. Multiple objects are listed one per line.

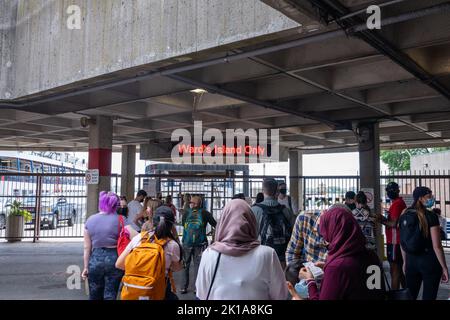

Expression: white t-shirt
xmin=195 ymin=245 xmax=288 ymax=300
xmin=125 ymin=233 xmax=181 ymax=275
xmin=126 ymin=200 xmax=143 ymax=231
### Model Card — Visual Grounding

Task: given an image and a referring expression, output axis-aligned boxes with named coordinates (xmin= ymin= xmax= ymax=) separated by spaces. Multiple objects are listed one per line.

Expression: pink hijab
xmin=210 ymin=199 xmax=260 ymax=257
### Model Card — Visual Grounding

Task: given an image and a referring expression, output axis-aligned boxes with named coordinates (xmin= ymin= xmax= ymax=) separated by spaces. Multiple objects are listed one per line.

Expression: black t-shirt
xmin=423 ymin=210 xmax=440 ymax=249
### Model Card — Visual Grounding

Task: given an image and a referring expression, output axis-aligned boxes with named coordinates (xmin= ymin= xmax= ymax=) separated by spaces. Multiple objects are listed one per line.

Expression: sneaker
xmin=180 ymin=288 xmax=188 ymax=294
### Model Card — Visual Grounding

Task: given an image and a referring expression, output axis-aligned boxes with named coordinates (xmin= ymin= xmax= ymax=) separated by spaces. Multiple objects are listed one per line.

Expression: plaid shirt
xmin=285 ymin=210 xmax=327 ymax=264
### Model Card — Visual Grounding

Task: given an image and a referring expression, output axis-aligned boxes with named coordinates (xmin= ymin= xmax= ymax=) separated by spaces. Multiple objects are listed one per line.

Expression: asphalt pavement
xmin=0 ymin=240 xmax=448 ymax=300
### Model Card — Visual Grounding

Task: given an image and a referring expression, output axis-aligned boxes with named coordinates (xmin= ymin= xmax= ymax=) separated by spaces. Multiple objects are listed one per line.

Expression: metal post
xmin=210 ymin=182 xmax=214 ymax=216
xmin=33 ymin=175 xmax=42 ymax=243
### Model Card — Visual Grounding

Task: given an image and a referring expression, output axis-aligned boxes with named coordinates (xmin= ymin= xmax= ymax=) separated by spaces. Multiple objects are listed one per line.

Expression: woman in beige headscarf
xmin=195 ymin=199 xmax=288 ymax=300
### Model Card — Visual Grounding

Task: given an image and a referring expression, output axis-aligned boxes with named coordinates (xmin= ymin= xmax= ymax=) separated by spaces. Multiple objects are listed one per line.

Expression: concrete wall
xmin=411 ymin=150 xmax=450 ymax=172
xmin=0 ymin=0 xmax=18 ymax=100
xmin=5 ymin=0 xmax=298 ymax=99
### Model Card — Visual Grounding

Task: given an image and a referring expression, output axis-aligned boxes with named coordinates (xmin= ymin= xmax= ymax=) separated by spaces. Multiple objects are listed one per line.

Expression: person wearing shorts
xmin=382 ymin=182 xmax=406 ymax=290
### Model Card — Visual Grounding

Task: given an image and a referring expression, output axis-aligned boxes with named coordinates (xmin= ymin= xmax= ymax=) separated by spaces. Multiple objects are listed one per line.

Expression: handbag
xmin=117 ymin=215 xmax=131 ymax=256
xmin=206 ymin=252 xmax=222 ymax=300
xmin=382 ymin=267 xmax=412 ymax=300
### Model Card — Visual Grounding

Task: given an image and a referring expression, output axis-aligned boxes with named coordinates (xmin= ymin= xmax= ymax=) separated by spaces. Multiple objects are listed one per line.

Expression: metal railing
xmin=0 ymin=173 xmax=86 ymax=241
xmin=1 ymin=171 xmax=448 ymax=247
xmin=297 ymin=172 xmax=450 ymax=247
xmin=0 ymin=172 xmax=285 ymax=241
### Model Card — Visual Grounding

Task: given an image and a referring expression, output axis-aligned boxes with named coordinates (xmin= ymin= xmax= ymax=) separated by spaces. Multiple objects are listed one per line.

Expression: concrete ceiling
xmin=1 ymin=0 xmax=450 ymax=154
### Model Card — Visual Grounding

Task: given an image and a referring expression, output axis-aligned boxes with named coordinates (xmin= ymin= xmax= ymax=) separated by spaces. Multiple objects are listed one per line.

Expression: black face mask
xmin=279 ymin=188 xmax=287 ymax=195
xmin=347 ymin=203 xmax=356 ymax=211
xmin=387 ymin=191 xmax=399 ymax=200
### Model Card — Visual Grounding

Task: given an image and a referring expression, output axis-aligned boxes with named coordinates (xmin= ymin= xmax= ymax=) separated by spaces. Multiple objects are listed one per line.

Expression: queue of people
xmin=82 ymin=180 xmax=448 ymax=301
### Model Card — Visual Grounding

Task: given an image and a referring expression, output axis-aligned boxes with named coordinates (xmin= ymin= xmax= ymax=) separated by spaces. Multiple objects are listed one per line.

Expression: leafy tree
xmin=380 ymin=148 xmax=450 ymax=172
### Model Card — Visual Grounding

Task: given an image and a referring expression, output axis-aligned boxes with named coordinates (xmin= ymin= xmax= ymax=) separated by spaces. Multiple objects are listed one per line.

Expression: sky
xmin=75 ymin=152 xmax=388 ymax=176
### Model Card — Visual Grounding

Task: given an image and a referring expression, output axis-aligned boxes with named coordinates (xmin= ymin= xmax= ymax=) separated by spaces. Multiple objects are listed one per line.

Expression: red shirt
xmin=386 ymin=197 xmax=406 ymax=244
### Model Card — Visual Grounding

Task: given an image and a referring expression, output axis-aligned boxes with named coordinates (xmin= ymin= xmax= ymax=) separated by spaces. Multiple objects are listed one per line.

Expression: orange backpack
xmin=120 ymin=232 xmax=167 ymax=300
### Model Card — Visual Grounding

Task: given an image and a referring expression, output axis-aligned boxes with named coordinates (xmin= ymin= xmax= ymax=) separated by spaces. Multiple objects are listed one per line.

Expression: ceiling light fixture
xmin=190 ymin=88 xmax=208 ymax=94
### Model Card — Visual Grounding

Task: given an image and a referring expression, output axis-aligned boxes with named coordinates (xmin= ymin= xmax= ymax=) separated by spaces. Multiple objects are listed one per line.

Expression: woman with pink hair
xmin=82 ymin=191 xmax=136 ymax=300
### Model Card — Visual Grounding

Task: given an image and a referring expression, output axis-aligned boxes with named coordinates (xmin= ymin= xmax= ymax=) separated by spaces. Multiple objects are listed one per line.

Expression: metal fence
xmin=0 ymin=173 xmax=86 ymax=241
xmin=298 ymin=172 xmax=450 ymax=247
xmin=0 ymin=173 xmax=284 ymax=241
xmin=1 ymin=172 xmax=448 ymax=247
xmin=111 ymin=174 xmax=286 ymax=223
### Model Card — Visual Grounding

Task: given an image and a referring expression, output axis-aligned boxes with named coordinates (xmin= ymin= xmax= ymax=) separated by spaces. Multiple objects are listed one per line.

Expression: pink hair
xmin=98 ymin=191 xmax=119 ymax=214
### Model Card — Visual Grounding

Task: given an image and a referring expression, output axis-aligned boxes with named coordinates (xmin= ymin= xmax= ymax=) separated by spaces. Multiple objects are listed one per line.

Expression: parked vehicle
xmin=8 ymin=196 xmax=77 ymax=230
xmin=46 ymin=197 xmax=77 ymax=229
xmin=0 ymin=198 xmax=36 ymax=230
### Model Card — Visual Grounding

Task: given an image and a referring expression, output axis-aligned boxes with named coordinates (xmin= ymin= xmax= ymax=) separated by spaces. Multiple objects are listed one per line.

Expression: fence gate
xmin=0 ymin=173 xmax=86 ymax=241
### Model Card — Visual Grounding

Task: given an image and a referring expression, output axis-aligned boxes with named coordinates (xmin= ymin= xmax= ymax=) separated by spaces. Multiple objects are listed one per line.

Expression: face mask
xmin=279 ymin=188 xmax=287 ymax=195
xmin=294 ymin=279 xmax=310 ymax=299
xmin=347 ymin=203 xmax=356 ymax=211
xmin=425 ymin=198 xmax=435 ymax=208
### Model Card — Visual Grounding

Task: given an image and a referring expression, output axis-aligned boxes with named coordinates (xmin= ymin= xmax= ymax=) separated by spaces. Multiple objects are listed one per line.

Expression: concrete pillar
xmin=358 ymin=122 xmax=383 ymax=260
xmin=289 ymin=150 xmax=303 ymax=214
xmin=87 ymin=116 xmax=113 ymax=217
xmin=120 ymin=145 xmax=136 ymax=201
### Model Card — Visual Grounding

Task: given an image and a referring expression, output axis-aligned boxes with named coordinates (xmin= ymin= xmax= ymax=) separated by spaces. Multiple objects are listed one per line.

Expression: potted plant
xmin=6 ymin=200 xmax=32 ymax=242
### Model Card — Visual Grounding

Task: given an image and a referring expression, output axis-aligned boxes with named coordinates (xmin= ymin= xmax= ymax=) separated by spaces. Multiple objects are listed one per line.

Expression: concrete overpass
xmin=2 ymin=1 xmax=450 ymax=258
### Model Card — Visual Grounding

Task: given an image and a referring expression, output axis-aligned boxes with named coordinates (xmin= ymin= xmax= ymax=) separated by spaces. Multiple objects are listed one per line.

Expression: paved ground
xmin=0 ymin=240 xmax=449 ymax=300
xmin=0 ymin=240 xmax=197 ymax=300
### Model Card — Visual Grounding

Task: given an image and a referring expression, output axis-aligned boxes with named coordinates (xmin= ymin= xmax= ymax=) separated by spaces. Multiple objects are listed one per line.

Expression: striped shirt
xmin=285 ymin=210 xmax=328 ymax=264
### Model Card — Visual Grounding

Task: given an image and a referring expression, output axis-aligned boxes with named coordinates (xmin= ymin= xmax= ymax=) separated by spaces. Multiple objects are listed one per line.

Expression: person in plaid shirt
xmin=285 ymin=209 xmax=327 ymax=265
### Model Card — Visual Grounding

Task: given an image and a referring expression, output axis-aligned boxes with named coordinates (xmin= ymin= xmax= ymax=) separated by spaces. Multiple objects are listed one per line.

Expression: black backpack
xmin=399 ymin=209 xmax=427 ymax=255
xmin=254 ymin=203 xmax=292 ymax=260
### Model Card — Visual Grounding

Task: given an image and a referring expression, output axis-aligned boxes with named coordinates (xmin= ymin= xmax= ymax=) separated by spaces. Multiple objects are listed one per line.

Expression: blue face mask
xmin=425 ymin=198 xmax=435 ymax=208
xmin=294 ymin=279 xmax=309 ymax=299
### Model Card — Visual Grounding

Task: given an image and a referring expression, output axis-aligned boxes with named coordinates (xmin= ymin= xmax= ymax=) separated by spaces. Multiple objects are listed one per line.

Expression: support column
xmin=289 ymin=150 xmax=303 ymax=214
xmin=358 ymin=122 xmax=383 ymax=260
xmin=87 ymin=116 xmax=113 ymax=218
xmin=120 ymin=145 xmax=136 ymax=201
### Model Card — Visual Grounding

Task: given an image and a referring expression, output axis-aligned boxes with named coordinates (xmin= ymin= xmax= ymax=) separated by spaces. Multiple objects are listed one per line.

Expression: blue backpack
xmin=183 ymin=208 xmax=206 ymax=247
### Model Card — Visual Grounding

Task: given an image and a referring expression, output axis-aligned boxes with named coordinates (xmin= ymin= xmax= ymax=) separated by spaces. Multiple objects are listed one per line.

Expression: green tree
xmin=380 ymin=148 xmax=450 ymax=172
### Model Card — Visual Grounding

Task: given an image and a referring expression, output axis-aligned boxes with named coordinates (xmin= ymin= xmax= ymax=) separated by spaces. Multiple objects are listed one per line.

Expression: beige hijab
xmin=210 ymin=199 xmax=260 ymax=257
